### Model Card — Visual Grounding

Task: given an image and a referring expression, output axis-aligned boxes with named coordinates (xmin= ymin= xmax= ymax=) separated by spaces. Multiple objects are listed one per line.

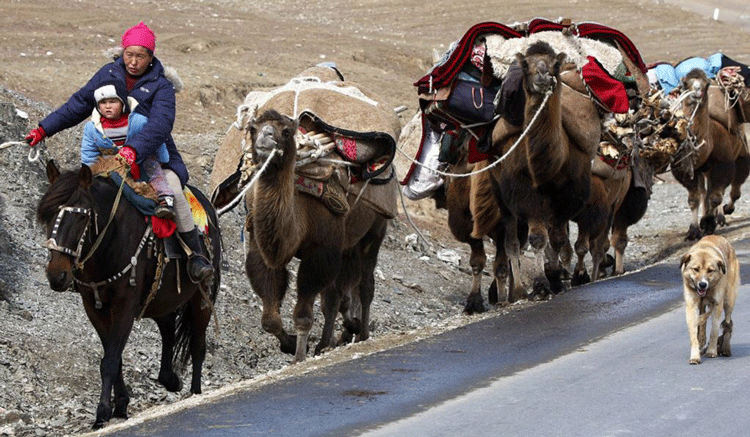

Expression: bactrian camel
xmin=243 ymin=109 xmax=389 ymax=362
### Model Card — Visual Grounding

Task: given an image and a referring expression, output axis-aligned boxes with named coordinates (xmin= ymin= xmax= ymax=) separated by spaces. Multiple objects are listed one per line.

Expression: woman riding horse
xmin=25 ymin=21 xmax=212 ymax=281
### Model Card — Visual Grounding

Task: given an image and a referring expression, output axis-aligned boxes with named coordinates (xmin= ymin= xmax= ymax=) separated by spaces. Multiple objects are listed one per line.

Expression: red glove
xmin=25 ymin=126 xmax=46 ymax=147
xmin=117 ymin=146 xmax=140 ymax=179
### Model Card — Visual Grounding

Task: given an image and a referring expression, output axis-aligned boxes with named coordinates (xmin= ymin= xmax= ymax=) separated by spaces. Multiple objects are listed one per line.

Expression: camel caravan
xmin=399 ymin=18 xmax=750 ymax=312
xmin=210 ymin=18 xmax=750 ymax=359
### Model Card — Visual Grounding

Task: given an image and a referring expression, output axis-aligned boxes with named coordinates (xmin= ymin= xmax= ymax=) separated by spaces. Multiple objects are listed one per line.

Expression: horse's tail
xmin=174 ymin=185 xmax=222 ymax=369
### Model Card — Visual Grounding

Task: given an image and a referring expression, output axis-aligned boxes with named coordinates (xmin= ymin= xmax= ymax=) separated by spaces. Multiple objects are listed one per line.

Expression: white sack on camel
xmin=485 ymin=31 xmax=623 ymax=79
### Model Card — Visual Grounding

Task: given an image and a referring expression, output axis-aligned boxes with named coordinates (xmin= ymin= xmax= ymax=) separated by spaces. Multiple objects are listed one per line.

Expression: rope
xmin=216 ymin=148 xmax=279 ymax=216
xmin=397 ymin=88 xmax=554 ymax=180
xmin=0 ymin=140 xmax=40 ymax=162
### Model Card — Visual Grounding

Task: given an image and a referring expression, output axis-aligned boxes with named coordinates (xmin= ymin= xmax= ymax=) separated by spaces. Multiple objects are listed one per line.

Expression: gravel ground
xmin=1 ymin=0 xmax=750 ymax=436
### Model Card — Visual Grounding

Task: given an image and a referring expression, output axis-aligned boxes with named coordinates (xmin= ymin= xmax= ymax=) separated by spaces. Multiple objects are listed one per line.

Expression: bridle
xmin=45 ymin=205 xmax=94 ymax=262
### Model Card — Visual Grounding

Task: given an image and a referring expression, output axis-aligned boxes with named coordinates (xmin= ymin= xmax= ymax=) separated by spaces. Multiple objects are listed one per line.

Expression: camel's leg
xmin=526 ymin=220 xmax=552 ymax=300
xmin=356 ymin=218 xmax=387 ymax=342
xmin=465 ymin=237 xmax=487 ymax=314
xmin=489 ymin=232 xmax=509 ymax=305
xmin=724 ymin=154 xmax=750 ymax=216
xmin=503 ymin=216 xmax=527 ymax=303
xmin=294 ymin=246 xmax=342 ymax=362
xmin=686 ymin=175 xmax=705 ymax=240
xmin=317 ymin=286 xmax=343 ymax=355
xmin=546 ymin=223 xmax=569 ymax=294
xmin=571 ymin=229 xmax=591 ymax=286
xmin=702 ymin=162 xmax=733 ymax=234
xmin=245 ymin=251 xmax=296 ymax=355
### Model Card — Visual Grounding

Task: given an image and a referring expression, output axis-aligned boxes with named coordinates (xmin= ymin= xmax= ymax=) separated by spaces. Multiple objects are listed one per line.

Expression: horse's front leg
xmin=187 ymin=289 xmax=213 ymax=394
xmin=85 ymin=297 xmax=137 ymax=429
xmin=154 ymin=314 xmax=183 ymax=392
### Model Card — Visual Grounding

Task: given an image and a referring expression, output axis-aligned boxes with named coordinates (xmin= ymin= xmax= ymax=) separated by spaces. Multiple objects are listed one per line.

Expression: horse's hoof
xmin=113 ymin=398 xmax=129 ymax=419
xmin=600 ymin=254 xmax=615 ymax=269
xmin=158 ymin=371 xmax=183 ymax=392
xmin=724 ymin=204 xmax=736 ymax=215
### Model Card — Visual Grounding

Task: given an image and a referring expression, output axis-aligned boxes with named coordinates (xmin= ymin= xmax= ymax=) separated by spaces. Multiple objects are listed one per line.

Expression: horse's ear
xmin=46 ymin=159 xmax=60 ymax=184
xmin=78 ymin=164 xmax=93 ymax=188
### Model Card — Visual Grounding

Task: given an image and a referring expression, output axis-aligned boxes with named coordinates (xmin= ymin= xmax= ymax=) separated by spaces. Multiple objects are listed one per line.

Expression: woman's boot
xmin=179 ymin=227 xmax=214 ymax=282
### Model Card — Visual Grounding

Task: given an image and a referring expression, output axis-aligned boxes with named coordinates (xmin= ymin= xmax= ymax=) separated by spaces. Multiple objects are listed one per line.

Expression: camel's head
xmin=518 ymin=41 xmax=566 ymax=95
xmin=681 ymin=68 xmax=709 ymax=108
xmin=247 ymin=109 xmax=298 ymax=165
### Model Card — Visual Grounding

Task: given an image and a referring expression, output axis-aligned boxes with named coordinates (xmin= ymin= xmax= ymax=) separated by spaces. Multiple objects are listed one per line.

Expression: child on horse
xmin=25 ymin=22 xmax=213 ymax=283
xmin=83 ymin=81 xmax=176 ymax=220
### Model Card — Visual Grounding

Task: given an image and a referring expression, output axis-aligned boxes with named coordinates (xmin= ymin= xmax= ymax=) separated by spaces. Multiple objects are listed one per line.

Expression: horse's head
xmin=37 ymin=160 xmax=94 ymax=291
xmin=518 ymin=41 xmax=567 ymax=95
xmin=681 ymin=68 xmax=710 ymax=110
xmin=246 ymin=109 xmax=298 ymax=167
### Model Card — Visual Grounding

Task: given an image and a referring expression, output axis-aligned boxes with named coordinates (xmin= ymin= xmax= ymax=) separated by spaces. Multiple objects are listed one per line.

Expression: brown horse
xmin=486 ymin=41 xmax=600 ymax=301
xmin=243 ymin=109 xmax=392 ymax=362
xmin=37 ymin=161 xmax=221 ymax=429
xmin=673 ymin=69 xmax=748 ymax=239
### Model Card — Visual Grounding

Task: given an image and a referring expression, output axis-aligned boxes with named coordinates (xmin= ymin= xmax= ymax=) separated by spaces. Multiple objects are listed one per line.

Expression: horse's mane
xmin=37 ymin=171 xmax=84 ymax=223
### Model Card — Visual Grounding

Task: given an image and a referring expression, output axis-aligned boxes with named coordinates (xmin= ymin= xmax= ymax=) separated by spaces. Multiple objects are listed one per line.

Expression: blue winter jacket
xmin=39 ymin=56 xmax=188 ymax=185
xmin=81 ymin=111 xmax=170 ymax=166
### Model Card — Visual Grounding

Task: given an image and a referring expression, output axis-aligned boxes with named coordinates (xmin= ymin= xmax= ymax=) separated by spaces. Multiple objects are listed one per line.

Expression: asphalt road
xmin=90 ymin=237 xmax=750 ymax=437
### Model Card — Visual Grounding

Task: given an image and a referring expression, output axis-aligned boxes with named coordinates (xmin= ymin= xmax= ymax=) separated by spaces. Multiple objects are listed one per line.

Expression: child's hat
xmin=94 ymin=81 xmax=129 ymax=112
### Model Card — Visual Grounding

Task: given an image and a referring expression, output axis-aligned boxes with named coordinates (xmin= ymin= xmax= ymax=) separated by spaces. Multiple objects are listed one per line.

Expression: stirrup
xmin=154 ymin=195 xmax=176 ymax=220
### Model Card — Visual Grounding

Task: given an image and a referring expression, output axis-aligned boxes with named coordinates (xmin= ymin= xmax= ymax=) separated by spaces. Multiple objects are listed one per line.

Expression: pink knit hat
xmin=121 ymin=22 xmax=155 ymax=52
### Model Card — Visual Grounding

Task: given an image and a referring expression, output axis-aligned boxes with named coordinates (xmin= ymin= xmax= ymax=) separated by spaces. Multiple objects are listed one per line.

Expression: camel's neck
xmin=687 ymin=98 xmax=711 ymax=141
xmin=251 ymin=151 xmax=303 ymax=267
xmin=523 ymin=84 xmax=567 ymax=187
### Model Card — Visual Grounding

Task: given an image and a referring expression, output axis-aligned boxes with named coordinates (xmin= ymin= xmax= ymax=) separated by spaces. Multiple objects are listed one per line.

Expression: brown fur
xmin=486 ymin=41 xmax=600 ymax=301
xmin=88 ymin=155 xmax=158 ymax=201
xmin=243 ymin=109 xmax=392 ymax=362
xmin=445 ymin=158 xmax=508 ymax=313
xmin=672 ymin=69 xmax=749 ymax=240
xmin=569 ymin=168 xmax=631 ymax=285
xmin=680 ymin=234 xmax=739 ymax=364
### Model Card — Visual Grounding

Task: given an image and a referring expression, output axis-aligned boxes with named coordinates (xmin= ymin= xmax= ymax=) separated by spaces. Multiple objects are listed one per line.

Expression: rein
xmin=76 ymin=175 xmax=126 ymax=269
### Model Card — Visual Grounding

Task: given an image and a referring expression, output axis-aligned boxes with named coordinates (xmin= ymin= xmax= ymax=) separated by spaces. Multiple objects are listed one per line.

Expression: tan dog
xmin=680 ymin=235 xmax=739 ymax=364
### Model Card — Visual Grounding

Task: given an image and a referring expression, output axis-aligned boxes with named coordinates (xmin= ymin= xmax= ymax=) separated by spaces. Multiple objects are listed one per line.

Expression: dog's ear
xmin=680 ymin=254 xmax=691 ymax=270
xmin=718 ymin=260 xmax=726 ymax=275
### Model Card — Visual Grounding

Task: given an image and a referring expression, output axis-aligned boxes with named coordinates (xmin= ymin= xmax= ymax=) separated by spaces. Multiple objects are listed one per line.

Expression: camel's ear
xmin=516 ymin=53 xmax=526 ymax=71
xmin=717 ymin=260 xmax=726 ymax=275
xmin=46 ymin=159 xmax=60 ymax=184
xmin=680 ymin=253 xmax=691 ymax=271
xmin=78 ymin=164 xmax=93 ymax=188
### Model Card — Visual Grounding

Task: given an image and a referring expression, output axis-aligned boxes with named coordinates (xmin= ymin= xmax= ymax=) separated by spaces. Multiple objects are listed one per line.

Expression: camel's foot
xmin=487 ymin=280 xmax=499 ymax=305
xmin=529 ymin=278 xmax=552 ymax=301
xmin=700 ymin=215 xmax=717 ymax=235
xmin=571 ymin=270 xmax=591 ymax=287
xmin=686 ymin=224 xmax=703 ymax=241
xmin=600 ymin=253 xmax=615 ymax=269
xmin=279 ymin=334 xmax=298 ymax=355
xmin=545 ymin=268 xmax=566 ymax=295
xmin=464 ymin=292 xmax=487 ymax=315
xmin=723 ymin=203 xmax=736 ymax=216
